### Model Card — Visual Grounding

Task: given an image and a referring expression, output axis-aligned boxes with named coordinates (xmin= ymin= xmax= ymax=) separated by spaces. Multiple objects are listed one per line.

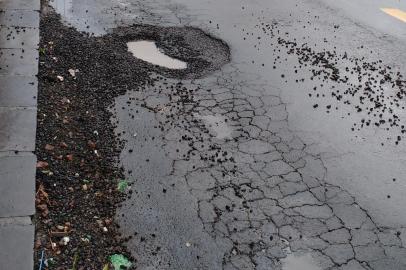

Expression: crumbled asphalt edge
xmin=34 ymin=5 xmax=229 ymax=269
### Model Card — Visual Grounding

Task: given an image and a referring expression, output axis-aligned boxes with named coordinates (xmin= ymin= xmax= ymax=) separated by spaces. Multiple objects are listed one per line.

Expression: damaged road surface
xmin=35 ymin=0 xmax=406 ymax=269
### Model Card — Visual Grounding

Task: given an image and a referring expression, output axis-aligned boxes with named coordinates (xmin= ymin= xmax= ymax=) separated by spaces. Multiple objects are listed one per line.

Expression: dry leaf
xmin=45 ymin=144 xmax=55 ymax=151
xmin=36 ymin=161 xmax=49 ymax=168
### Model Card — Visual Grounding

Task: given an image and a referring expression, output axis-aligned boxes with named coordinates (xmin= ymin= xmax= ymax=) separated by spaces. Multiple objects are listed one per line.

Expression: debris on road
xmin=68 ymin=68 xmax=79 ymax=78
xmin=60 ymin=236 xmax=70 ymax=246
xmin=109 ymin=254 xmax=132 ymax=270
xmin=36 ymin=161 xmax=49 ymax=168
xmin=34 ymin=10 xmax=135 ymax=269
xmin=117 ymin=180 xmax=128 ymax=193
xmin=35 ymin=0 xmax=229 ymax=268
xmin=45 ymin=144 xmax=55 ymax=151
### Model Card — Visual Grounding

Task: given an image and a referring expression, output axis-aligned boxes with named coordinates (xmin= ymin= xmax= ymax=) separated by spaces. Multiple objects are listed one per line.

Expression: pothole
xmin=127 ymin=41 xmax=187 ymax=69
xmin=111 ymin=25 xmax=230 ymax=78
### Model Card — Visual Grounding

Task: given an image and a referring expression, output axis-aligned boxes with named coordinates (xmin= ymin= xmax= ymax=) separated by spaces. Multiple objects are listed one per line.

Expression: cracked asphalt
xmin=49 ymin=0 xmax=406 ymax=269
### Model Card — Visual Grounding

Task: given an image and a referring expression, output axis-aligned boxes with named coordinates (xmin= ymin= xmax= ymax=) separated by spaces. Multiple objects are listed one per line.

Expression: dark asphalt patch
xmin=34 ymin=7 xmax=230 ymax=269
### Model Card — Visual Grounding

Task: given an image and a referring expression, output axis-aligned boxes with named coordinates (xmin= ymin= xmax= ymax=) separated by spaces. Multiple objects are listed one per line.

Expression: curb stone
xmin=0 ymin=0 xmax=39 ymax=269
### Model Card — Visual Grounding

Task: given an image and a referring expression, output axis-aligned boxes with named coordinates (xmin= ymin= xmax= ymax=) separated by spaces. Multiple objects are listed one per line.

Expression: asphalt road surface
xmin=50 ymin=0 xmax=406 ymax=269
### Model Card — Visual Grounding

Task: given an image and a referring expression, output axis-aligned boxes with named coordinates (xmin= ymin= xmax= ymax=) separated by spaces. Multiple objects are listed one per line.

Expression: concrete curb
xmin=0 ymin=0 xmax=40 ymax=269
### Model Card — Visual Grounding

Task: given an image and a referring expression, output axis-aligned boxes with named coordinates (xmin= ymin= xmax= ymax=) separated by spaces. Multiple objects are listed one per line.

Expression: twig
xmin=38 ymin=250 xmax=45 ymax=270
xmin=72 ymin=252 xmax=79 ymax=270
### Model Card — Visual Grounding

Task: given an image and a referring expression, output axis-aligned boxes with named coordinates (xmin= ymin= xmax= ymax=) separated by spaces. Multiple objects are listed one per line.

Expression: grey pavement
xmin=48 ymin=0 xmax=406 ymax=269
xmin=0 ymin=0 xmax=39 ymax=269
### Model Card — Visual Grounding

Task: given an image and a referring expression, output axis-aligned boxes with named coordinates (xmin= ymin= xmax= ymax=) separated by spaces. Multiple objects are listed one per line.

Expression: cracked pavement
xmin=49 ymin=0 xmax=406 ymax=269
xmin=115 ymin=68 xmax=406 ymax=270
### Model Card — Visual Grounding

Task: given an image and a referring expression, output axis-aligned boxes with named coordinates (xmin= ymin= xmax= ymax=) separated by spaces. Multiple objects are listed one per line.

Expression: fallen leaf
xmin=34 ymin=238 xmax=41 ymax=249
xmin=36 ymin=184 xmax=49 ymax=203
xmin=45 ymin=144 xmax=55 ymax=151
xmin=117 ymin=180 xmax=128 ymax=193
xmin=37 ymin=204 xmax=49 ymax=217
xmin=60 ymin=142 xmax=68 ymax=148
xmin=36 ymin=161 xmax=49 ymax=168
xmin=109 ymin=254 xmax=132 ymax=270
xmin=88 ymin=140 xmax=96 ymax=149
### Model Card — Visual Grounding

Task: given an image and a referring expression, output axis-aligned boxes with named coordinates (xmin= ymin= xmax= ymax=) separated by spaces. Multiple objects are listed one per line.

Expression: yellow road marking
xmin=381 ymin=8 xmax=406 ymax=23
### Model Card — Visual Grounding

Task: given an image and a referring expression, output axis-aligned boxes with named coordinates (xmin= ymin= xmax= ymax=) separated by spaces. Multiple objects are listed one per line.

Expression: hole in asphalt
xmin=127 ymin=40 xmax=187 ymax=70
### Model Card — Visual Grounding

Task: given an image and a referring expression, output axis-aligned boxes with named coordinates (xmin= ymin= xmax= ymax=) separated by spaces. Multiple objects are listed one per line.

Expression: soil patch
xmin=34 ymin=7 xmax=229 ymax=269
